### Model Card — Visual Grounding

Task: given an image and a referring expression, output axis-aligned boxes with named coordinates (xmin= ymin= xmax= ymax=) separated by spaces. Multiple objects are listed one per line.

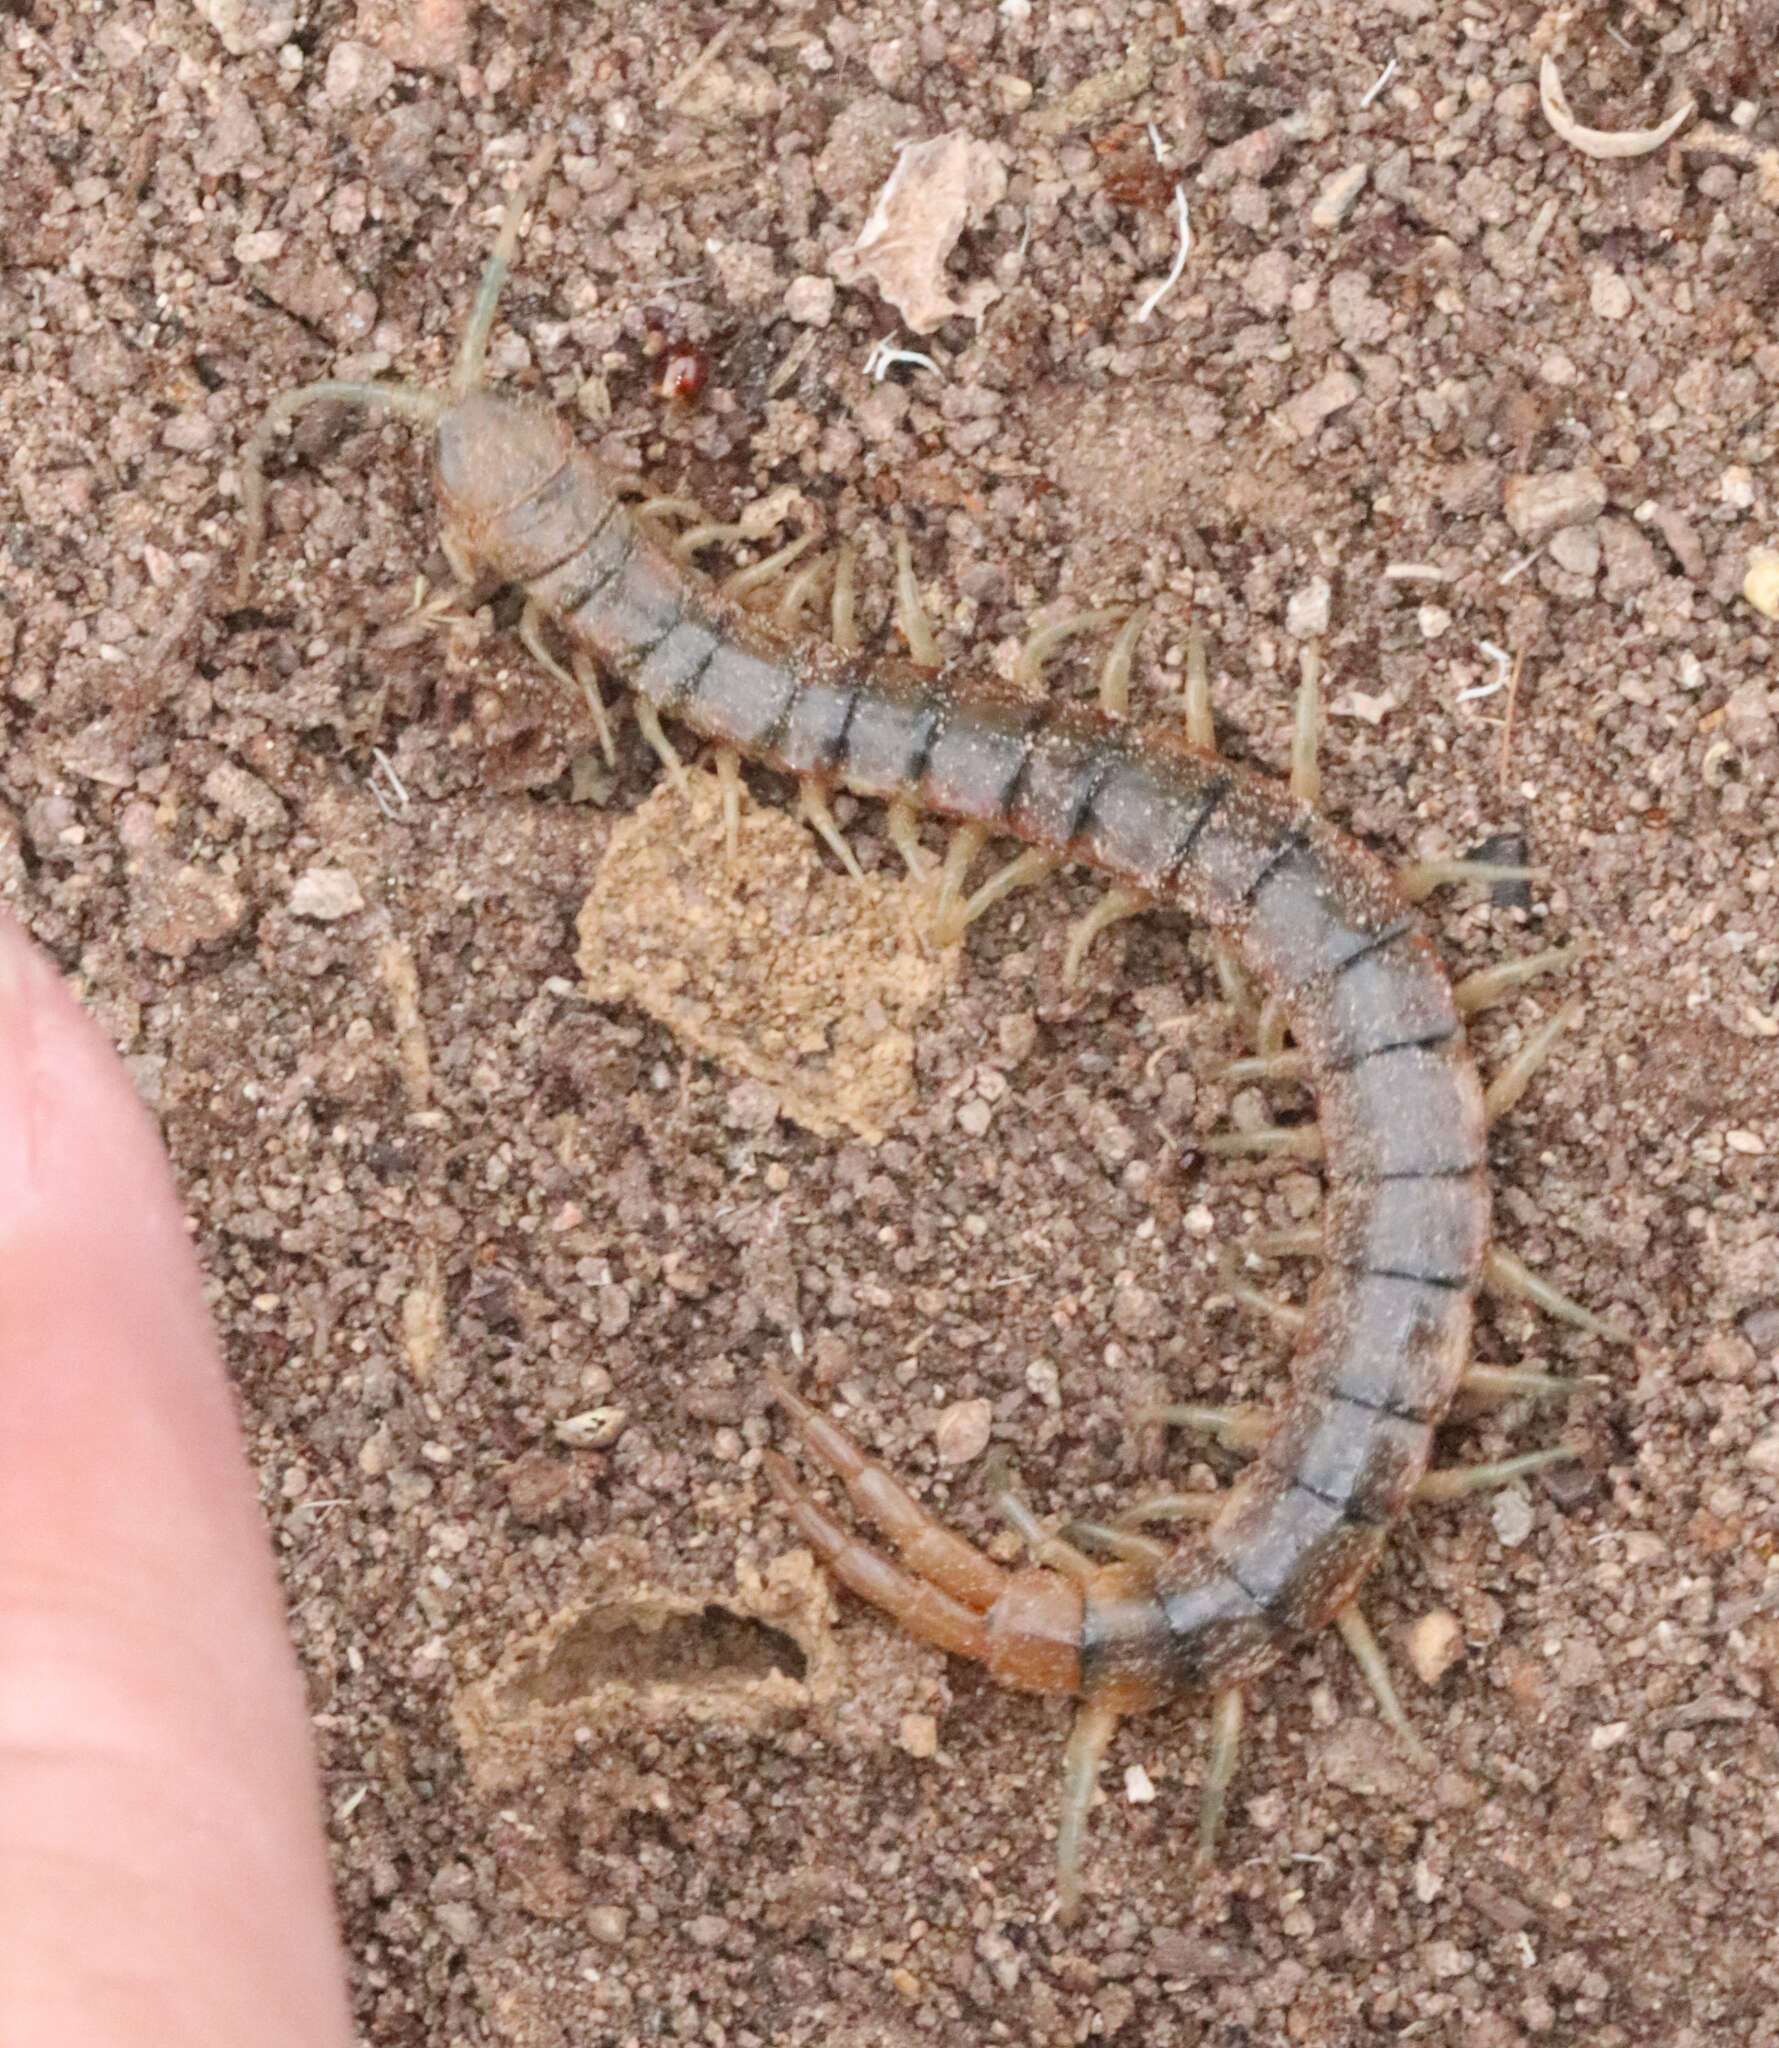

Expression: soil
xmin=4 ymin=1 xmax=1779 ymax=2043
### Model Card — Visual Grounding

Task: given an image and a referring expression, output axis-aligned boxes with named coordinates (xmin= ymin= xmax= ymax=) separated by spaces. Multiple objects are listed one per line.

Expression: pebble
xmin=233 ymin=228 xmax=287 ymax=265
xmin=1406 ymin=1608 xmax=1465 ymax=1685
xmin=1491 ymin=1486 xmax=1535 ymax=1548
xmin=1025 ymin=1356 xmax=1061 ymax=1407
xmin=898 ymin=1712 xmax=938 ymax=1758
xmin=323 ymin=39 xmax=395 ymax=108
xmin=288 ymin=866 xmax=366 ymax=920
xmin=783 ymin=274 xmax=836 ymax=326
xmin=1124 ymin=1763 xmax=1157 ymax=1804
xmin=934 ymin=1397 xmax=993 ymax=1464
xmin=193 ymin=0 xmax=295 ymax=55
xmin=1285 ymin=577 xmax=1331 ymax=637
xmin=1746 ymin=1431 xmax=1779 ymax=1478
xmin=1721 ymin=464 xmax=1757 ymax=509
xmin=1550 ymin=522 xmax=1602 ymax=578
xmin=1503 ymin=468 xmax=1607 ymax=543
xmin=1417 ymin=603 xmax=1452 ymax=640
xmin=587 ymin=1905 xmax=629 ymax=1946
xmin=1743 ymin=547 xmax=1779 ymax=619
xmin=1589 ymin=269 xmax=1634 ymax=321
xmin=1280 ymin=367 xmax=1360 ymax=440
xmin=1309 ymin=163 xmax=1368 ymax=229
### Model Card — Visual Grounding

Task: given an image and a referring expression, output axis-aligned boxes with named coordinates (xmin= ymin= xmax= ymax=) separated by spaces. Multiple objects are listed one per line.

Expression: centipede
xmin=236 ymin=143 xmax=1624 ymax=1918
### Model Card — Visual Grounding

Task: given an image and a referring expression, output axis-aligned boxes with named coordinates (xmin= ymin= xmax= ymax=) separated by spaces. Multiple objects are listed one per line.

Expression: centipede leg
xmin=1396 ymin=857 xmax=1544 ymax=903
xmin=983 ymin=1451 xmax=1099 ymax=1585
xmin=1056 ymin=1694 xmax=1124 ymax=1922
xmin=570 ymin=651 xmax=619 ymax=769
xmin=886 ymin=797 xmax=932 ymax=881
xmin=715 ymin=746 xmax=743 ymax=860
xmin=765 ymin=1372 xmax=1008 ymax=1611
xmin=1483 ymin=998 xmax=1584 ymax=1124
xmin=831 ymin=542 xmax=859 ymax=652
xmin=1060 ymin=1519 xmax=1176 ymax=1562
xmin=1413 ymin=1445 xmax=1576 ymax=1502
xmin=762 ymin=1452 xmax=991 ymax=1661
xmin=633 ymin=698 xmax=688 ymax=791
xmin=894 ymin=532 xmax=941 ymax=669
xmin=1140 ymin=1400 xmax=1273 ymax=1450
xmin=1014 ymin=609 xmax=1128 ymax=693
xmin=798 ymin=781 xmax=865 ymax=880
xmin=1064 ymin=886 xmax=1151 ymax=986
xmin=1290 ymin=644 xmax=1323 ymax=807
xmin=933 ymin=822 xmax=989 ymax=946
xmin=1458 ymin=1361 xmax=1598 ymax=1402
xmin=1333 ymin=1605 xmax=1431 ymax=1767
xmin=1202 ymin=1124 xmax=1325 ymax=1162
xmin=723 ymin=530 xmax=815 ymax=600
xmin=1183 ymin=628 xmax=1214 ymax=750
xmin=1106 ymin=1492 xmax=1223 ymax=1529
xmin=1484 ymin=1244 xmax=1624 ymax=1341
xmin=1192 ymin=1685 xmax=1246 ymax=1875
xmin=1098 ymin=606 xmax=1149 ymax=719
xmin=1212 ymin=942 xmax=1265 ymax=1049
xmin=1224 ymin=1047 xmax=1311 ymax=1085
xmin=1453 ymin=943 xmax=1583 ymax=1015
xmin=777 ymin=554 xmax=833 ymax=632
xmin=958 ymin=848 xmax=1063 ymax=930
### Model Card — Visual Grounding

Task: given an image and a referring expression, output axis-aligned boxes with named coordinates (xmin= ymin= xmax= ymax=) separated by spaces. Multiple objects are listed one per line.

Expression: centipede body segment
xmin=237 ymin=144 xmax=1620 ymax=1918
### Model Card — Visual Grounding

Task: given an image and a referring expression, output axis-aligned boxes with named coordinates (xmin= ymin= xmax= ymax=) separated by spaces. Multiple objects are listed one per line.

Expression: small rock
xmin=1286 ymin=576 xmax=1332 ymax=637
xmin=1723 ymin=679 xmax=1776 ymax=750
xmin=1124 ymin=1763 xmax=1156 ymax=1803
xmin=194 ymin=0 xmax=295 ymax=55
xmin=1598 ymin=517 xmax=1659 ymax=598
xmin=233 ymin=228 xmax=287 ymax=265
xmin=1406 ymin=1608 xmax=1466 ymax=1686
xmin=898 ymin=1712 xmax=938 ymax=1758
xmin=783 ymin=274 xmax=836 ymax=325
xmin=587 ymin=1904 xmax=629 ymax=1946
xmin=1491 ymin=1486 xmax=1535 ymax=1547
xmin=1549 ymin=522 xmax=1602 ymax=578
xmin=356 ymin=0 xmax=471 ymax=71
xmin=1202 ymin=121 xmax=1289 ymax=190
xmin=204 ymin=760 xmax=290 ymax=837
xmin=323 ymin=39 xmax=395 ymax=108
xmin=289 ymin=866 xmax=366 ymax=920
xmin=1503 ymin=468 xmax=1607 ymax=544
xmin=1721 ymin=464 xmax=1757 ymax=510
xmin=1743 ymin=547 xmax=1779 ymax=620
xmin=1745 ymin=1431 xmax=1779 ymax=1479
xmin=1650 ymin=504 xmax=1706 ymax=580
xmin=1417 ymin=603 xmax=1452 ymax=640
xmin=1309 ymin=163 xmax=1368 ymax=230
xmin=1280 ymin=367 xmax=1360 ymax=440
xmin=934 ymin=1397 xmax=993 ymax=1465
xmin=1242 ymin=248 xmax=1294 ymax=316
xmin=129 ymin=857 xmax=246 ymax=960
xmin=687 ymin=1914 xmax=730 ymax=1949
xmin=1589 ymin=269 xmax=1633 ymax=321
xmin=434 ymin=1901 xmax=480 ymax=1946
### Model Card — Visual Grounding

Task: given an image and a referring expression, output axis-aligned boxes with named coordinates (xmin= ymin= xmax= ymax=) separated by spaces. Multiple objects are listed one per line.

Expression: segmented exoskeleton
xmin=238 ymin=145 xmax=1621 ymax=1917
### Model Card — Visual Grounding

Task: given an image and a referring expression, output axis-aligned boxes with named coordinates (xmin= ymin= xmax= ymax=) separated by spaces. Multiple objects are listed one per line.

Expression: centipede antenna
xmin=452 ymin=138 xmax=558 ymax=401
xmin=236 ymin=377 xmax=445 ymax=601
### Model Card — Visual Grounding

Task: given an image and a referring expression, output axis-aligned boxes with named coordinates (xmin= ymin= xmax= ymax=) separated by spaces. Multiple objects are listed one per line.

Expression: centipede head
xmin=432 ymin=391 xmax=588 ymax=584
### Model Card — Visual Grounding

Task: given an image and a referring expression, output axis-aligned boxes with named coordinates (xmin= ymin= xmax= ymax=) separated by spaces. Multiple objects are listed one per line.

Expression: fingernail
xmin=0 ymin=910 xmax=45 ymax=1204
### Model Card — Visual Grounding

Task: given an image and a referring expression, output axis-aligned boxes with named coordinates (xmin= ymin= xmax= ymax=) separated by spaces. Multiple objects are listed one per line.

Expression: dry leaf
xmin=831 ymin=132 xmax=1007 ymax=335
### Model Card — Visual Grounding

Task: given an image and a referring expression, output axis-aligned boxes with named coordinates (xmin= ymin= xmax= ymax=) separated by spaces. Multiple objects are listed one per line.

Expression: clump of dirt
xmin=578 ymin=770 xmax=954 ymax=1142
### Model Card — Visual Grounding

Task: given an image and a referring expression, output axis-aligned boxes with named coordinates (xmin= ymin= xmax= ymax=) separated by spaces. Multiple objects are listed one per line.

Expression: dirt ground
xmin=4 ymin=0 xmax=1779 ymax=2041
